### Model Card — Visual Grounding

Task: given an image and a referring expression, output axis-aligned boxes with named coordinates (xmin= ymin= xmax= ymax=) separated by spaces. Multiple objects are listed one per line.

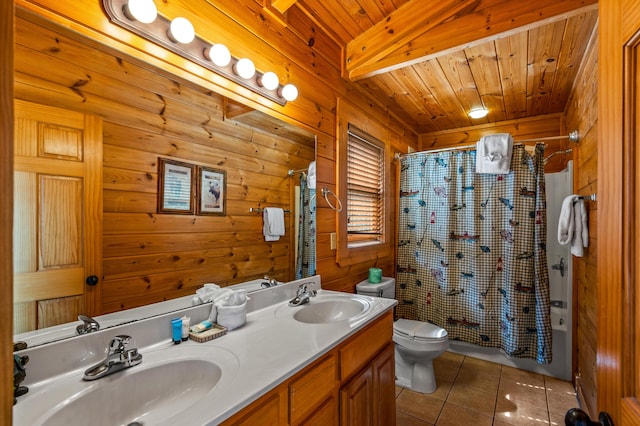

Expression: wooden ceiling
xmin=288 ymin=0 xmax=599 ymax=134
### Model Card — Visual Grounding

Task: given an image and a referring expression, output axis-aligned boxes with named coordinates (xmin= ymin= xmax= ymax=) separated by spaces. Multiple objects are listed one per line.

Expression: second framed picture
xmin=197 ymin=166 xmax=226 ymax=216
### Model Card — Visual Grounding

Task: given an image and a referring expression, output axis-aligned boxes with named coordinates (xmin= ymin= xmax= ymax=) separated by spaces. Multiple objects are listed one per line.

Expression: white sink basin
xmin=13 ymin=344 xmax=239 ymax=426
xmin=276 ymin=292 xmax=372 ymax=324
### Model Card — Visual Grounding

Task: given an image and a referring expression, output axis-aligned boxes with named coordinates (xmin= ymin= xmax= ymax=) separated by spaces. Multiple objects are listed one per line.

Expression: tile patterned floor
xmin=395 ymin=351 xmax=579 ymax=425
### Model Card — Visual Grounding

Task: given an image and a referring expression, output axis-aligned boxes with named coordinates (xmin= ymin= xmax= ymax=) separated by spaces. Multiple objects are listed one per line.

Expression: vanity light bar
xmin=103 ymin=0 xmax=296 ymax=105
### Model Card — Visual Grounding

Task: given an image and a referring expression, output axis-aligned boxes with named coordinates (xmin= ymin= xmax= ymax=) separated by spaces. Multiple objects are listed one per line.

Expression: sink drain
xmin=127 ymin=422 xmax=142 ymax=426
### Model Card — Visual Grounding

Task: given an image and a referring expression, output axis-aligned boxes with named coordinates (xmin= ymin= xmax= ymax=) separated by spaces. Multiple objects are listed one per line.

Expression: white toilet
xmin=356 ymin=277 xmax=449 ymax=394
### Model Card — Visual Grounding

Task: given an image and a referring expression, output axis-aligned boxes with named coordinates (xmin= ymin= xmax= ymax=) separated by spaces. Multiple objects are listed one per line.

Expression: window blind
xmin=347 ymin=126 xmax=384 ymax=243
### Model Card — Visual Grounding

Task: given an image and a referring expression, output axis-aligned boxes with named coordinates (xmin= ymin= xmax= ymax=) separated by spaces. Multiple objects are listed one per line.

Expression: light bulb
xmin=123 ymin=0 xmax=157 ymax=24
xmin=168 ymin=17 xmax=195 ymax=44
xmin=468 ymin=108 xmax=489 ymax=119
xmin=204 ymin=44 xmax=231 ymax=67
xmin=234 ymin=58 xmax=255 ymax=79
xmin=280 ymin=84 xmax=298 ymax=101
xmin=259 ymin=72 xmax=279 ymax=90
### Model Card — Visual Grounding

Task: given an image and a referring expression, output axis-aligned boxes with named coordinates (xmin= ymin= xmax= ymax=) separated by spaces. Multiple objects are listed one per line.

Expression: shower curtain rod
xmin=394 ymin=130 xmax=579 ymax=161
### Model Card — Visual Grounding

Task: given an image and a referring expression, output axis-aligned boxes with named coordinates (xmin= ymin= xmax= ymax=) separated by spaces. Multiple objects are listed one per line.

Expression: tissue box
xmin=217 ymin=300 xmax=247 ymax=331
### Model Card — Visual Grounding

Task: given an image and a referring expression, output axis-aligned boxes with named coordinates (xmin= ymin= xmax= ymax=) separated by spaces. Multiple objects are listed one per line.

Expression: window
xmin=346 ymin=125 xmax=384 ymax=246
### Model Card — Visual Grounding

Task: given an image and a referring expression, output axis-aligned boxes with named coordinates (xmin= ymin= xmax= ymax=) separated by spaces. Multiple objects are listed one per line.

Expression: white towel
xmin=557 ymin=195 xmax=589 ymax=257
xmin=476 ymin=133 xmax=514 ymax=174
xmin=307 ymin=161 xmax=316 ymax=189
xmin=263 ymin=207 xmax=285 ymax=241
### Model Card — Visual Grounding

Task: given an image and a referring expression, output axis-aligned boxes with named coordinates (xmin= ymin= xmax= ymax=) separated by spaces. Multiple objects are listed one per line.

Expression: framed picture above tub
xmin=157 ymin=158 xmax=195 ymax=214
xmin=197 ymin=166 xmax=226 ymax=216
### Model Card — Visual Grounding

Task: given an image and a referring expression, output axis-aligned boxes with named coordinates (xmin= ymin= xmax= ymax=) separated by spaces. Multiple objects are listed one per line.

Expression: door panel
xmin=13 ymin=100 xmax=102 ymax=333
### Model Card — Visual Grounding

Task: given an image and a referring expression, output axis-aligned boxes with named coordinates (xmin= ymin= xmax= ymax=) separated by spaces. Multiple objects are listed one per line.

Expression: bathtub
xmin=447 ymin=162 xmax=573 ymax=381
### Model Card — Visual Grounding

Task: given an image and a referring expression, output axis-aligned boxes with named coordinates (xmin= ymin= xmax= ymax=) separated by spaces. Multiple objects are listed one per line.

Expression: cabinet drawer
xmin=289 ymin=353 xmax=337 ymax=425
xmin=339 ymin=311 xmax=393 ymax=382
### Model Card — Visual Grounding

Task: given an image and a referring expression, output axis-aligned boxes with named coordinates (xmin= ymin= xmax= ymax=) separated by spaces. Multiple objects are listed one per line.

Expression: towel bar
xmin=250 ymin=207 xmax=291 ymax=213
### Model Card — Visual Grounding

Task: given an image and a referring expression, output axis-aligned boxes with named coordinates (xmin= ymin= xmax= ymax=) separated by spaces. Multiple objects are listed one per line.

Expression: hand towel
xmin=263 ymin=207 xmax=285 ymax=241
xmin=558 ymin=195 xmax=589 ymax=257
xmin=476 ymin=133 xmax=514 ymax=174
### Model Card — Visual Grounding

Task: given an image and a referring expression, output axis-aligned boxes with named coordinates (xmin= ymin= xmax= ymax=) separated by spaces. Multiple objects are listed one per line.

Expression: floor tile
xmin=501 ymin=365 xmax=545 ymax=388
xmin=544 ymin=376 xmax=578 ymax=416
xmin=396 ymin=388 xmax=445 ymax=424
xmin=446 ymin=381 xmax=497 ymax=417
xmin=396 ymin=411 xmax=435 ymax=426
xmin=498 ymin=379 xmax=548 ymax=410
xmin=428 ymin=378 xmax=454 ymax=401
xmin=435 ymin=402 xmax=493 ymax=426
xmin=460 ymin=355 xmax=502 ymax=377
xmin=495 ymin=396 xmax=550 ymax=425
xmin=454 ymin=363 xmax=501 ymax=393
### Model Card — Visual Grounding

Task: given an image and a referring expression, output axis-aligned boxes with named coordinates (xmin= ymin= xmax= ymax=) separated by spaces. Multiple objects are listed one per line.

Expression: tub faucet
xmin=289 ymin=283 xmax=317 ymax=307
xmin=76 ymin=315 xmax=100 ymax=335
xmin=83 ymin=335 xmax=142 ymax=381
xmin=551 ymin=257 xmax=566 ymax=277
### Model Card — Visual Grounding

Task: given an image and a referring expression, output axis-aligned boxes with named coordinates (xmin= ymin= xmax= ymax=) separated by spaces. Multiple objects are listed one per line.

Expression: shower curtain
xmin=296 ymin=174 xmax=316 ymax=279
xmin=396 ymin=144 xmax=552 ymax=363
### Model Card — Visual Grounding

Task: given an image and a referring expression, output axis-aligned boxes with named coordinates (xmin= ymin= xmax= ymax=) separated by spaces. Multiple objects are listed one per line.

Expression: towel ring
xmin=321 ymin=187 xmax=342 ymax=212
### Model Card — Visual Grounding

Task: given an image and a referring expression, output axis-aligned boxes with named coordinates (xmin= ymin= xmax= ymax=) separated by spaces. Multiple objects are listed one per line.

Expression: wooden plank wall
xmin=14 ymin=16 xmax=314 ymax=313
xmin=562 ymin=21 xmax=599 ymax=417
xmin=14 ymin=0 xmax=417 ymax=314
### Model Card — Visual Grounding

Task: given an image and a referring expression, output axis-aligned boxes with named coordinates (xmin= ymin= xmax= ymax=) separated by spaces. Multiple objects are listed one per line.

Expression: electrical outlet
xmin=330 ymin=232 xmax=337 ymax=250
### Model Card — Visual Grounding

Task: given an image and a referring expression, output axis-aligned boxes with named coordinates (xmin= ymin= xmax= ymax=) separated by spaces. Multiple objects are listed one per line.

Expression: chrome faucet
xmin=83 ymin=335 xmax=142 ymax=381
xmin=76 ymin=315 xmax=100 ymax=335
xmin=289 ymin=283 xmax=317 ymax=307
xmin=261 ymin=275 xmax=279 ymax=288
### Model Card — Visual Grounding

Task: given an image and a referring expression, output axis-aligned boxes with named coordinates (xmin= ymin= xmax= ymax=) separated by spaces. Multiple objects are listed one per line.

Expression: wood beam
xmin=347 ymin=0 xmax=598 ymax=81
xmin=270 ymin=0 xmax=297 ymax=14
xmin=346 ymin=0 xmax=478 ymax=80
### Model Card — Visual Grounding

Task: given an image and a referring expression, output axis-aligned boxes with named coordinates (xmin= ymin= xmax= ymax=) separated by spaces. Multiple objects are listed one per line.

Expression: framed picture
xmin=197 ymin=166 xmax=226 ymax=216
xmin=157 ymin=158 xmax=195 ymax=214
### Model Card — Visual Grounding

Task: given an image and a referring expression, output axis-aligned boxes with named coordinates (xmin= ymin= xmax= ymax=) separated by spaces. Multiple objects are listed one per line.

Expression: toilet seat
xmin=393 ymin=319 xmax=448 ymax=342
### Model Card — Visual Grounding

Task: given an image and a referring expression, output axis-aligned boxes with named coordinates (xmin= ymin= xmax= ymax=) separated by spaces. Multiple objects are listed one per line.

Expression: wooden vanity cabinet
xmin=221 ymin=311 xmax=394 ymax=426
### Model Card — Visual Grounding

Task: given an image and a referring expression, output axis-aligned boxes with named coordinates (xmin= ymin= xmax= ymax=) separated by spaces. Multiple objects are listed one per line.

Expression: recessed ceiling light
xmin=469 ymin=108 xmax=489 ymax=119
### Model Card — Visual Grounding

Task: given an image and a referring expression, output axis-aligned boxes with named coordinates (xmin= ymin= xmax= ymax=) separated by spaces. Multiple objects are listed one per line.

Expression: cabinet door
xmin=290 ymin=354 xmax=337 ymax=425
xmin=299 ymin=396 xmax=338 ymax=426
xmin=340 ymin=365 xmax=374 ymax=426
xmin=373 ymin=344 xmax=395 ymax=426
xmin=221 ymin=384 xmax=288 ymax=426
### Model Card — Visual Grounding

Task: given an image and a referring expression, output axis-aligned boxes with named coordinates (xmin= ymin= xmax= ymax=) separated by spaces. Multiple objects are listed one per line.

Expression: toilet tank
xmin=356 ymin=277 xmax=395 ymax=299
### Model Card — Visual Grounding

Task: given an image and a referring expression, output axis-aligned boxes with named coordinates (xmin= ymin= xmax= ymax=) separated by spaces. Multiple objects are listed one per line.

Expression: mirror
xmin=13 ymin=12 xmax=316 ymax=347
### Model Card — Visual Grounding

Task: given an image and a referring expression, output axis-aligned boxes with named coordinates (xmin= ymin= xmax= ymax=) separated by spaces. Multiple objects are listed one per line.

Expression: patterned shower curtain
xmin=396 ymin=144 xmax=552 ymax=364
xmin=296 ymin=174 xmax=316 ymax=279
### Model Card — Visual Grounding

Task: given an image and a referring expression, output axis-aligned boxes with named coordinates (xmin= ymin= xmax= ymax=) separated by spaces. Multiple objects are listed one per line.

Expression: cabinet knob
xmin=86 ymin=275 xmax=99 ymax=286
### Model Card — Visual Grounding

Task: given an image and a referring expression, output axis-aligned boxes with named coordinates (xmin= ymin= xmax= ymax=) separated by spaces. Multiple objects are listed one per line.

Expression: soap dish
xmin=189 ymin=324 xmax=227 ymax=343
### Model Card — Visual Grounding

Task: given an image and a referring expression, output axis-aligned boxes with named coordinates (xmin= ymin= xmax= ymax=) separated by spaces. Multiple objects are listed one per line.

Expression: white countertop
xmin=13 ymin=277 xmax=396 ymax=426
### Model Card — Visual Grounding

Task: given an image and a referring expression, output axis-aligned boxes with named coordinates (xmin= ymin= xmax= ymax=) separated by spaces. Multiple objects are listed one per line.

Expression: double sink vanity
xmin=13 ymin=276 xmax=397 ymax=425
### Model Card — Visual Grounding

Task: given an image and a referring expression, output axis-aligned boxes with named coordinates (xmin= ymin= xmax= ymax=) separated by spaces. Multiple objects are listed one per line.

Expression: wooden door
xmin=599 ymin=1 xmax=640 ymax=424
xmin=13 ymin=100 xmax=103 ymax=333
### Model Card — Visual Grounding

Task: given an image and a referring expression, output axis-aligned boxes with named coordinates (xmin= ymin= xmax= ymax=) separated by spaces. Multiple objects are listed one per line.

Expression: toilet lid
xmin=394 ymin=319 xmax=448 ymax=340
